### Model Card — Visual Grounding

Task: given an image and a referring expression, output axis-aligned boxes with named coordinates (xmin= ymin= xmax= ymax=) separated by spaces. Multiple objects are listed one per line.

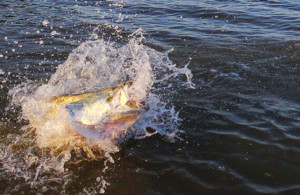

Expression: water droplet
xmin=42 ymin=20 xmax=49 ymax=26
xmin=51 ymin=31 xmax=58 ymax=36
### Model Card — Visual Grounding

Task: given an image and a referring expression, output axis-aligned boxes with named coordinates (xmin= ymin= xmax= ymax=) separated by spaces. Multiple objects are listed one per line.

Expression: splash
xmin=4 ymin=29 xmax=194 ymax=193
xmin=9 ymin=29 xmax=193 ymax=150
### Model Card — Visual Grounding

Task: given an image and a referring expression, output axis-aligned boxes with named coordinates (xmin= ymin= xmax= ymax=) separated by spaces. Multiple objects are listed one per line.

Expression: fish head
xmin=60 ymin=81 xmax=146 ymax=140
xmin=109 ymin=81 xmax=143 ymax=110
xmin=105 ymin=81 xmax=146 ymax=127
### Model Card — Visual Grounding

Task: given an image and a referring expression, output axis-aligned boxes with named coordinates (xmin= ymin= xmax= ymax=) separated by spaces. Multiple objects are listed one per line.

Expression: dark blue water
xmin=0 ymin=0 xmax=300 ymax=194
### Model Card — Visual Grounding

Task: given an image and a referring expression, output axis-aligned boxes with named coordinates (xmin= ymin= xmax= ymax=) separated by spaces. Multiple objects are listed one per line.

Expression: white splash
xmin=10 ymin=29 xmax=193 ymax=151
xmin=4 ymin=29 xmax=194 ymax=193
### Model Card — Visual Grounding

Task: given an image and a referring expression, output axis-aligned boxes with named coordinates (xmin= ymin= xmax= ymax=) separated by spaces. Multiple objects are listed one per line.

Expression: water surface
xmin=0 ymin=0 xmax=300 ymax=194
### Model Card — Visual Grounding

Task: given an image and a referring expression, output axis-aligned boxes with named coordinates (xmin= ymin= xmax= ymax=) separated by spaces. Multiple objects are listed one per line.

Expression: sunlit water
xmin=0 ymin=0 xmax=300 ymax=194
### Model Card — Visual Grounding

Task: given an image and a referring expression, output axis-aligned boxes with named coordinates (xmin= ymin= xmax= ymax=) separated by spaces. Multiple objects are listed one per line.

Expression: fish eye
xmin=106 ymin=96 xmax=113 ymax=102
xmin=126 ymin=99 xmax=139 ymax=109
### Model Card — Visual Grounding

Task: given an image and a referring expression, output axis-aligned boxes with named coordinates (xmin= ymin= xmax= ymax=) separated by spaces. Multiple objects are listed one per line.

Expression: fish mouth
xmin=125 ymin=98 xmax=149 ymax=111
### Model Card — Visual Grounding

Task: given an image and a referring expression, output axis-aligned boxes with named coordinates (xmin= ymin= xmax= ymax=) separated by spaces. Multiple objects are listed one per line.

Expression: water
xmin=0 ymin=0 xmax=300 ymax=194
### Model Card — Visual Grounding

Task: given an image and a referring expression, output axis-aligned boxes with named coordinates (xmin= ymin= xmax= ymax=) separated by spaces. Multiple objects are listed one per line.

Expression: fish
xmin=50 ymin=81 xmax=145 ymax=140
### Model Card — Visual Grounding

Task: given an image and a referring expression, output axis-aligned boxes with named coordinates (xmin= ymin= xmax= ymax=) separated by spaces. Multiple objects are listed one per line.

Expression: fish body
xmin=50 ymin=82 xmax=145 ymax=140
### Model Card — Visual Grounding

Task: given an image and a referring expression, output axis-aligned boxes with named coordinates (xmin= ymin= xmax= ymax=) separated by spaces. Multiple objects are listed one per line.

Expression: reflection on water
xmin=0 ymin=0 xmax=300 ymax=194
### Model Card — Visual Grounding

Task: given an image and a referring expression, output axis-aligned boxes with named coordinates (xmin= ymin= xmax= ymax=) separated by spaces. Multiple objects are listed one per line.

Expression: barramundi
xmin=50 ymin=81 xmax=145 ymax=140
